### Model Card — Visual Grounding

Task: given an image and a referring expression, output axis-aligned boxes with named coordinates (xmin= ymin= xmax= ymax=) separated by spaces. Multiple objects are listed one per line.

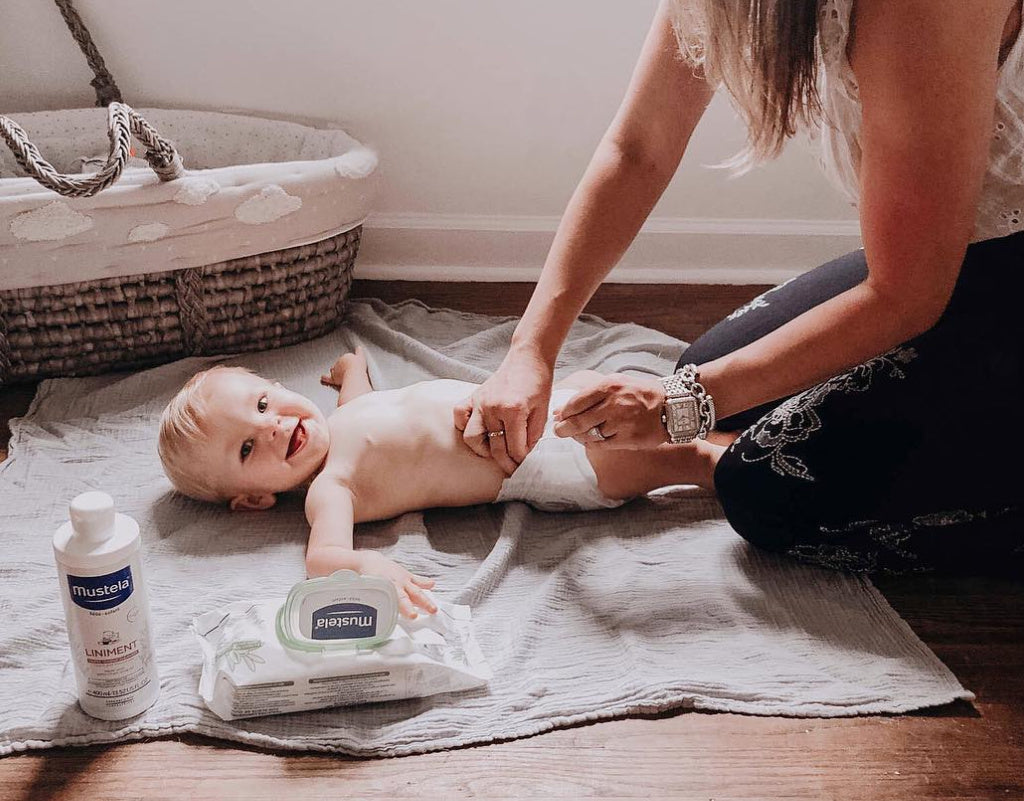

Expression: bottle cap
xmin=276 ymin=570 xmax=399 ymax=653
xmin=69 ymin=491 xmax=117 ymax=544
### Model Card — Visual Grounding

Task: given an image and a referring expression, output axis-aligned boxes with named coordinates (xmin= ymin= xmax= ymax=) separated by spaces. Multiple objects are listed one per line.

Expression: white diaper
xmin=495 ymin=388 xmax=627 ymax=512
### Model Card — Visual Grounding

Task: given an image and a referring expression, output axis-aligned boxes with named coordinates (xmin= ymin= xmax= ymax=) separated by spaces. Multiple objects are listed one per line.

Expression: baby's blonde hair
xmin=157 ymin=365 xmax=253 ymax=503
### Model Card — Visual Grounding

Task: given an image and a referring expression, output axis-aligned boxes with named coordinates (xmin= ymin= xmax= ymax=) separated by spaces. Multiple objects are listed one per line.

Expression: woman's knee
xmin=712 ymin=443 xmax=804 ymax=554
xmin=678 ymin=249 xmax=868 ymax=373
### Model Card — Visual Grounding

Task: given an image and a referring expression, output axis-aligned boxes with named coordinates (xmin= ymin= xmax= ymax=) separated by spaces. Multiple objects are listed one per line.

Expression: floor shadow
xmin=16 ymin=706 xmax=110 ymax=801
xmin=905 ymin=699 xmax=981 ymax=718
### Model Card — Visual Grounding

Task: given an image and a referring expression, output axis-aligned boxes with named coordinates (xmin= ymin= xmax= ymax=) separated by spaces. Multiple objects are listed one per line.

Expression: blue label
xmin=67 ymin=565 xmax=134 ymax=611
xmin=311 ymin=602 xmax=377 ymax=640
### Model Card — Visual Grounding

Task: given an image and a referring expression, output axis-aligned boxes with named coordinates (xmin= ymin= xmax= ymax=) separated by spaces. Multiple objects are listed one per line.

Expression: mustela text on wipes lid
xmin=276 ymin=569 xmax=399 ymax=652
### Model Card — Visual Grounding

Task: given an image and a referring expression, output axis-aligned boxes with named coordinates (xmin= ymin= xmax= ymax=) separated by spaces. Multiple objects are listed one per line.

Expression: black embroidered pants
xmin=678 ymin=231 xmax=1023 ymax=575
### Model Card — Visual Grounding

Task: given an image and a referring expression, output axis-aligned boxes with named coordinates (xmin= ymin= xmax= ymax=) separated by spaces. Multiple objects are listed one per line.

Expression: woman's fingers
xmin=452 ymin=398 xmax=473 ymax=432
xmin=462 ymin=394 xmax=517 ymax=472
xmin=461 ymin=404 xmax=492 ymax=458
xmin=454 ymin=354 xmax=554 ymax=470
xmin=483 ymin=410 xmax=519 ymax=476
xmin=553 ymin=401 xmax=610 ymax=440
xmin=573 ymin=422 xmax=617 ymax=445
xmin=503 ymin=412 xmax=530 ymax=465
xmin=525 ymin=406 xmax=548 ymax=451
xmin=553 ymin=385 xmax=605 ymax=422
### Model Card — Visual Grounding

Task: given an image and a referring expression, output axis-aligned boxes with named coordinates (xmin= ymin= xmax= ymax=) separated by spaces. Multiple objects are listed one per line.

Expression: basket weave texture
xmin=0 ymin=0 xmax=369 ymax=386
xmin=0 ymin=227 xmax=360 ymax=384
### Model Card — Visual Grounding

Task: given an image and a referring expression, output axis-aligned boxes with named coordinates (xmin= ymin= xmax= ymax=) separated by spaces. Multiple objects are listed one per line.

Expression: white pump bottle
xmin=53 ymin=491 xmax=159 ymax=720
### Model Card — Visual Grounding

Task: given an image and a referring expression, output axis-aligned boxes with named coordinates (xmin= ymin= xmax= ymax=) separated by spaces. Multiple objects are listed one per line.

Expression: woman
xmin=455 ymin=0 xmax=1024 ymax=574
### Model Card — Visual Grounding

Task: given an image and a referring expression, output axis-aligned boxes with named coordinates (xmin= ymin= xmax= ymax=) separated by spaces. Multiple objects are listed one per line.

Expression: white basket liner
xmin=0 ymin=108 xmax=379 ymax=291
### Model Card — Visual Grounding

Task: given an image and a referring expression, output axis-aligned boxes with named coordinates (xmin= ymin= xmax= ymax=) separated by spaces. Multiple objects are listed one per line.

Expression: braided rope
xmin=53 ymin=0 xmax=123 ymax=107
xmin=0 ymin=103 xmax=184 ymax=198
xmin=174 ymin=268 xmax=209 ymax=355
xmin=0 ymin=296 xmax=10 ymax=386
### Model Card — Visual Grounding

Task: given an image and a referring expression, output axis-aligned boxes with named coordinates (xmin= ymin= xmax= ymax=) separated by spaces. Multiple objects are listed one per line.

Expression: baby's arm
xmin=304 ymin=479 xmax=436 ymax=618
xmin=320 ymin=346 xmax=374 ymax=407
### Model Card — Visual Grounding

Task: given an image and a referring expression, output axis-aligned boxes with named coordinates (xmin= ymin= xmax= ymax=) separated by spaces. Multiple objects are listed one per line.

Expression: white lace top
xmin=813 ymin=0 xmax=1024 ymax=242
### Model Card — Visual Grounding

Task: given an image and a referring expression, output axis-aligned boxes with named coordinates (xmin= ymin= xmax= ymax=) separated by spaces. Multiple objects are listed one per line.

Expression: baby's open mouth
xmin=287 ymin=420 xmax=306 ymax=459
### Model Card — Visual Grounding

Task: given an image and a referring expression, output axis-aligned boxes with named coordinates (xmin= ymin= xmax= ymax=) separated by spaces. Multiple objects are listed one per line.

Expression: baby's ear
xmin=229 ymin=493 xmax=277 ymax=511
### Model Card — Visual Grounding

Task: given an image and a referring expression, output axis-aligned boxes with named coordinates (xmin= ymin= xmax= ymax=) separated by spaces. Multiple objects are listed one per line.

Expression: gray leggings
xmin=678 ymin=231 xmax=1023 ymax=575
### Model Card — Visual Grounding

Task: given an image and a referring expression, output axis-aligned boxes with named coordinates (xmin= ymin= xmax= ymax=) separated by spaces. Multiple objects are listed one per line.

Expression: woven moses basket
xmin=0 ymin=0 xmax=378 ymax=385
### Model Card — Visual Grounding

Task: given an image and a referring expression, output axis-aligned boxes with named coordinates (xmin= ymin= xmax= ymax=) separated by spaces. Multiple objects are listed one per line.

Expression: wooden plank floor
xmin=2 ymin=281 xmax=1022 ymax=801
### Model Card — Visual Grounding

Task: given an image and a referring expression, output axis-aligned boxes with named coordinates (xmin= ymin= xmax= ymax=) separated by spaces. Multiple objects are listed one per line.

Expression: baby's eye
xmin=257 ymin=395 xmax=269 ymax=413
xmin=240 ymin=439 xmax=254 ymax=461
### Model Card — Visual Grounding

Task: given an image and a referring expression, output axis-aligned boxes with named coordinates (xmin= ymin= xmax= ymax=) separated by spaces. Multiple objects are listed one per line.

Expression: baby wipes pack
xmin=275 ymin=569 xmax=399 ymax=652
xmin=193 ymin=574 xmax=490 ymax=721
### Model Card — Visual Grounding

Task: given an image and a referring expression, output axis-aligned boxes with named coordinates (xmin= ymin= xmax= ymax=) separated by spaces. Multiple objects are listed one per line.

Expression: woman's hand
xmin=552 ymin=373 xmax=667 ymax=449
xmin=453 ymin=349 xmax=555 ymax=475
xmin=354 ymin=551 xmax=437 ymax=619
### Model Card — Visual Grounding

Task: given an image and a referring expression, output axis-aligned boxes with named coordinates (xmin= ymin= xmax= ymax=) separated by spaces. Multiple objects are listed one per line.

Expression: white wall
xmin=0 ymin=0 xmax=860 ymax=283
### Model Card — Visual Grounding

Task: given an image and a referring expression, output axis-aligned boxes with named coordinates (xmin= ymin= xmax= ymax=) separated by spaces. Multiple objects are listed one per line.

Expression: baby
xmin=158 ymin=349 xmax=718 ymax=617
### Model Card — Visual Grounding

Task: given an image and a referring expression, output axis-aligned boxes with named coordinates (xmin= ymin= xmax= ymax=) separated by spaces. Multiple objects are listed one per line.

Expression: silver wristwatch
xmin=659 ymin=363 xmax=716 ymax=444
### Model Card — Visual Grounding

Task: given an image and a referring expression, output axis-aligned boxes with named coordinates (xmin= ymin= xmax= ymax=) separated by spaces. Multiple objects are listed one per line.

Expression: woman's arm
xmin=698 ymin=0 xmax=1008 ymax=421
xmin=552 ymin=0 xmax=1011 ymax=447
xmin=457 ymin=0 xmax=716 ymax=473
xmin=511 ymin=0 xmax=716 ymax=366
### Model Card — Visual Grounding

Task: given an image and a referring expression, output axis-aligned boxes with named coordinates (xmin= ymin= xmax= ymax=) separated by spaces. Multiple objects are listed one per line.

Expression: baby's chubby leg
xmin=553 ymin=370 xmax=738 ymax=498
xmin=585 ymin=439 xmax=730 ymax=500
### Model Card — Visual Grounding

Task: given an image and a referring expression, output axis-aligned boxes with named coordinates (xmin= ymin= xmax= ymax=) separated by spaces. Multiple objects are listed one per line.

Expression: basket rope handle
xmin=0 ymin=0 xmax=186 ymax=197
xmin=0 ymin=103 xmax=185 ymax=198
xmin=54 ymin=0 xmax=124 ymax=108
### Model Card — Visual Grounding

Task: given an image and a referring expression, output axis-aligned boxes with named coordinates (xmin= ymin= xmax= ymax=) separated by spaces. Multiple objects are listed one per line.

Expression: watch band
xmin=660 ymin=363 xmax=716 ymax=441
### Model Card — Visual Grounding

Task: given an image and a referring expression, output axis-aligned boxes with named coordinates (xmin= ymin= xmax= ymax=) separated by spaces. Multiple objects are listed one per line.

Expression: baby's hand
xmin=320 ymin=346 xmax=368 ymax=390
xmin=355 ymin=551 xmax=437 ymax=619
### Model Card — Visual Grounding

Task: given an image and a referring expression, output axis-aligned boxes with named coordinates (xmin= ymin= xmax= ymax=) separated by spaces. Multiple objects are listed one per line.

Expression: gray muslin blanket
xmin=0 ymin=299 xmax=973 ymax=757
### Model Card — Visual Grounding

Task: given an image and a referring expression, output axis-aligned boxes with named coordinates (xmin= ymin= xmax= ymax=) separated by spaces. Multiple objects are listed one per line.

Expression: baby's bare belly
xmin=355 ymin=440 xmax=507 ymax=521
xmin=336 ymin=381 xmax=510 ymax=521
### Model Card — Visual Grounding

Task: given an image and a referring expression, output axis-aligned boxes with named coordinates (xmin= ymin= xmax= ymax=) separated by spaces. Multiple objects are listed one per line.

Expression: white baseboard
xmin=357 ymin=214 xmax=863 ymax=284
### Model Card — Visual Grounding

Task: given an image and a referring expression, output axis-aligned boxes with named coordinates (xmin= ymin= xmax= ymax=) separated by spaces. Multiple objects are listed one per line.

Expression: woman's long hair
xmin=669 ymin=0 xmax=824 ymax=173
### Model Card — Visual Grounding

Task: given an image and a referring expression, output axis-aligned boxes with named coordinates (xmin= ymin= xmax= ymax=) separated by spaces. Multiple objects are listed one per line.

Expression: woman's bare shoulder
xmin=848 ymin=0 xmax=1018 ymax=77
xmin=847 ymin=0 xmax=1017 ymax=319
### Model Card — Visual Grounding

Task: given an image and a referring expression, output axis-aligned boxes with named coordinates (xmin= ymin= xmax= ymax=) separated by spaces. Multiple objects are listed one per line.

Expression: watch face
xmin=667 ymin=396 xmax=699 ymax=435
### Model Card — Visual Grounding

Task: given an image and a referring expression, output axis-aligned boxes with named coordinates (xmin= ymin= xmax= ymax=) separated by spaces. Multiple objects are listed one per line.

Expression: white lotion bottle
xmin=53 ymin=491 xmax=160 ymax=720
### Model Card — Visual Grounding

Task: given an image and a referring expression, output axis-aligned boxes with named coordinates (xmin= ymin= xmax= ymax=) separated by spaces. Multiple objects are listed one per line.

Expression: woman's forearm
xmin=510 ymin=139 xmax=679 ymax=366
xmin=700 ymin=279 xmax=940 ymax=422
xmin=505 ymin=0 xmax=713 ymax=369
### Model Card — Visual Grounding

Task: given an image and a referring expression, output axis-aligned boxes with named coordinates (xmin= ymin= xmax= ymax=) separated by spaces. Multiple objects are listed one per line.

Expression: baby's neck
xmin=293 ymin=453 xmax=330 ymax=493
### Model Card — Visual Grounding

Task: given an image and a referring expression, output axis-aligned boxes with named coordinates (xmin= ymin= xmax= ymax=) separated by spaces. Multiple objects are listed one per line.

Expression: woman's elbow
xmin=602 ymin=135 xmax=681 ymax=185
xmin=864 ymin=279 xmax=951 ymax=339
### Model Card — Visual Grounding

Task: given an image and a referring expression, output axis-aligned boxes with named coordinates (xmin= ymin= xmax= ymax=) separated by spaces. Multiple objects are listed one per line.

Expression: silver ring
xmin=487 ymin=430 xmax=506 ymax=438
xmin=588 ymin=426 xmax=606 ymax=442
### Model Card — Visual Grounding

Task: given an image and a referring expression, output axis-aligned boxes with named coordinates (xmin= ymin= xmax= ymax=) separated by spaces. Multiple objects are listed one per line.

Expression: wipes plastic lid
xmin=276 ymin=570 xmax=399 ymax=652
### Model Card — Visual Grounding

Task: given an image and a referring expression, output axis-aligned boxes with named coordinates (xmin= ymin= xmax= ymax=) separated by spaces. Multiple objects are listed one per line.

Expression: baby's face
xmin=197 ymin=370 xmax=330 ymax=498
